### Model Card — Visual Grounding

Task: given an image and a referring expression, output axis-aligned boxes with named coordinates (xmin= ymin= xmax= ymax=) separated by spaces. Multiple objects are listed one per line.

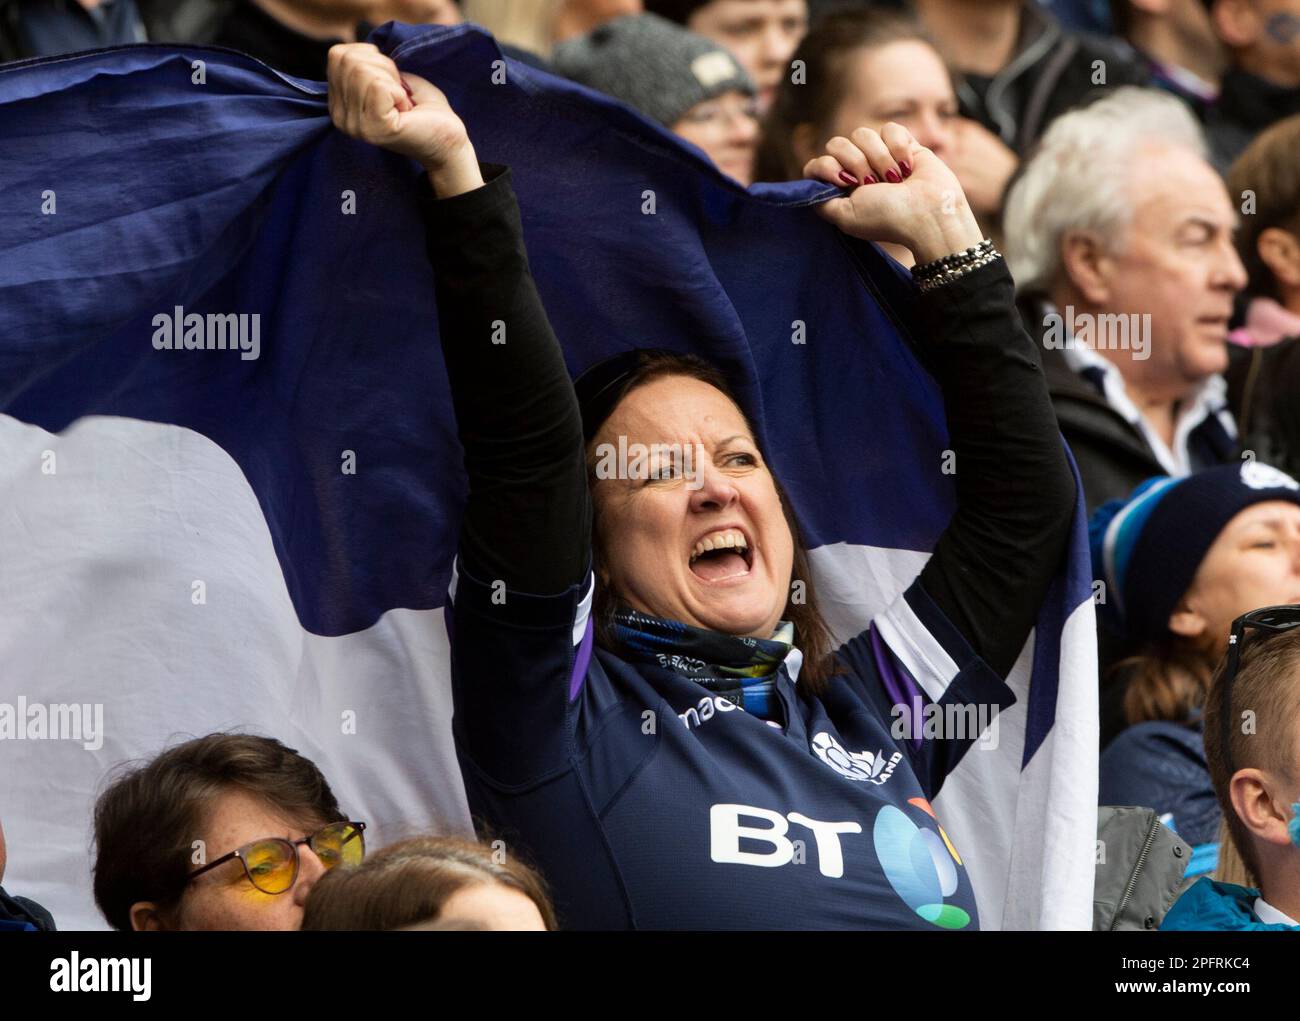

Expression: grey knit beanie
xmin=553 ymin=13 xmax=755 ymax=128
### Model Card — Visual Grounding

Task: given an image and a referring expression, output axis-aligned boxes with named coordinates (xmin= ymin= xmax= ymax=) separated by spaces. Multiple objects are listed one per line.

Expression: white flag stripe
xmin=0 ymin=415 xmax=470 ymax=930
xmin=872 ymin=590 xmax=961 ymax=704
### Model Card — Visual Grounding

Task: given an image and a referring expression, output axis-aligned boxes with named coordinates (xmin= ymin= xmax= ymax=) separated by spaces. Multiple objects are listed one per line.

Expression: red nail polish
xmin=402 ymin=80 xmax=414 ymax=99
xmin=865 ymin=174 xmax=879 ymax=185
xmin=838 ymin=170 xmax=859 ymax=186
xmin=886 ymin=169 xmax=901 ymax=183
xmin=899 ymin=160 xmax=912 ymax=177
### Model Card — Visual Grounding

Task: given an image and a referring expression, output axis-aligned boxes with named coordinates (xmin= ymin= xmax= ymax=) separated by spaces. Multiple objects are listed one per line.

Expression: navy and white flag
xmin=0 ymin=22 xmax=1097 ymax=929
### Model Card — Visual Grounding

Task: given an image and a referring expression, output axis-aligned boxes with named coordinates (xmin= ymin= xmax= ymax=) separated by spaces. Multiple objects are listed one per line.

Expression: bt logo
xmin=708 ymin=800 xmax=972 ymax=928
xmin=709 ymin=804 xmax=861 ymax=878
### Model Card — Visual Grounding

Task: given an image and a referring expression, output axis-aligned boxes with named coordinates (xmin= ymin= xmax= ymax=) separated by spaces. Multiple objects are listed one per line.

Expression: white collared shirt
xmin=1055 ymin=321 xmax=1236 ymax=476
xmin=1254 ymin=896 xmax=1299 ymax=926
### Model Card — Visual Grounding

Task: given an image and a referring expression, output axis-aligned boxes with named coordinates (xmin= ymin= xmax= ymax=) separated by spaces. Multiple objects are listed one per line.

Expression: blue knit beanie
xmin=1090 ymin=461 xmax=1300 ymax=643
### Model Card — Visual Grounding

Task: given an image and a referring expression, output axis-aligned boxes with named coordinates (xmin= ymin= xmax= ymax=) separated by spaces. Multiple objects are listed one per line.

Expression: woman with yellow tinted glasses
xmin=93 ymin=733 xmax=365 ymax=931
xmin=187 ymin=820 xmax=366 ymax=896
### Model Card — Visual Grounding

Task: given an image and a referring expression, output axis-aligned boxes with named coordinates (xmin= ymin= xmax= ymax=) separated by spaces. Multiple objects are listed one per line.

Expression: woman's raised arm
xmin=806 ymin=124 xmax=1077 ymax=678
xmin=327 ymin=44 xmax=590 ymax=594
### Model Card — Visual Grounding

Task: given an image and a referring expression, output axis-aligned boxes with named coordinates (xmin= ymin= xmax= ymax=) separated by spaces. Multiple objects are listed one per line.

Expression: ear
xmin=1059 ymin=230 xmax=1117 ymax=307
xmin=1214 ymin=0 xmax=1261 ymax=49
xmin=129 ymin=901 xmax=167 ymax=931
xmin=1258 ymin=227 xmax=1300 ymax=290
xmin=791 ymin=123 xmax=818 ymax=174
xmin=1167 ymin=595 xmax=1209 ymax=640
xmin=1230 ymin=768 xmax=1293 ymax=849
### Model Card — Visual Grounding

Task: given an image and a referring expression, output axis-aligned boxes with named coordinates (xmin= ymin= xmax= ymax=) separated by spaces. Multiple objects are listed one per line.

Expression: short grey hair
xmin=1002 ymin=87 xmax=1208 ymax=294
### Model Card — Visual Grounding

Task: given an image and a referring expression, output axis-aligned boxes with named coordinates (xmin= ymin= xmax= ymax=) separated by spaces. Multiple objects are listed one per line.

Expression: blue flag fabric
xmin=0 ymin=23 xmax=1098 ymax=929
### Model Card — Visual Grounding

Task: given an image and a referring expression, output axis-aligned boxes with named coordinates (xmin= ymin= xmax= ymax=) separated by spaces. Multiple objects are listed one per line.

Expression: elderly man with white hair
xmin=1004 ymin=86 xmax=1249 ymax=514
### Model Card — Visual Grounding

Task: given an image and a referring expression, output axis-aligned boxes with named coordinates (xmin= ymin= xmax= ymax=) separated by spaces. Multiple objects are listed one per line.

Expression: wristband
xmin=913 ymin=239 xmax=1002 ymax=293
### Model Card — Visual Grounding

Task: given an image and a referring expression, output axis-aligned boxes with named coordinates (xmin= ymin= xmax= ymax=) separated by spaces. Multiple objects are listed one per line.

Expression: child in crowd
xmin=1163 ymin=612 xmax=1300 ymax=929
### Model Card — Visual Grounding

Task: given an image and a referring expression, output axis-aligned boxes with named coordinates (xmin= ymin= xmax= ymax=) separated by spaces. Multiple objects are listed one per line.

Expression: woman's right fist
xmin=327 ymin=43 xmax=483 ymax=196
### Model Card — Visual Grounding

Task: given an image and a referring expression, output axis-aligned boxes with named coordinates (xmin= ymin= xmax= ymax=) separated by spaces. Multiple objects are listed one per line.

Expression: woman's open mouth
xmin=688 ymin=528 xmax=754 ymax=582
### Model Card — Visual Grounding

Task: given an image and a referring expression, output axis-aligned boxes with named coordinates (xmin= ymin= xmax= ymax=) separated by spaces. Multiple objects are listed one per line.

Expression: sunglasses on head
xmin=1218 ymin=606 xmax=1300 ymax=774
xmin=187 ymin=820 xmax=366 ymax=895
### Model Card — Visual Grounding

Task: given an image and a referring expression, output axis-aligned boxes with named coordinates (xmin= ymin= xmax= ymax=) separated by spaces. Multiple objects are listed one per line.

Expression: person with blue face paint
xmin=1163 ymin=608 xmax=1300 ymax=929
xmin=1203 ymin=0 xmax=1300 ymax=171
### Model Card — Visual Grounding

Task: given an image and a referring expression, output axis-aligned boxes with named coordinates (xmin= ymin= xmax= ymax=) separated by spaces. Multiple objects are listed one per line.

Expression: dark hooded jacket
xmin=956 ymin=1 xmax=1151 ymax=156
xmin=1204 ymin=68 xmax=1300 ymax=175
xmin=0 ymin=0 xmax=229 ymax=62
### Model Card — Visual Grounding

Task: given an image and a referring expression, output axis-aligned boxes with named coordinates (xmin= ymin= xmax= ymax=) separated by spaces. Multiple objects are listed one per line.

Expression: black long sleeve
xmin=420 ymin=165 xmax=591 ymax=594
xmin=913 ymin=257 xmax=1078 ymax=678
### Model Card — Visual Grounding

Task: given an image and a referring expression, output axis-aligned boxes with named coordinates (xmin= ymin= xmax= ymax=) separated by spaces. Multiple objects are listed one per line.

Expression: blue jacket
xmin=1162 ymin=878 xmax=1300 ymax=931
xmin=0 ymin=885 xmax=55 ymax=931
xmin=1100 ymin=720 xmax=1220 ymax=847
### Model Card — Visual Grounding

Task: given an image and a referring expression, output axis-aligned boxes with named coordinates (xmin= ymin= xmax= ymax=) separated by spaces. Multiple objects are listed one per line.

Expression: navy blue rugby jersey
xmin=447 ymin=556 xmax=1015 ymax=930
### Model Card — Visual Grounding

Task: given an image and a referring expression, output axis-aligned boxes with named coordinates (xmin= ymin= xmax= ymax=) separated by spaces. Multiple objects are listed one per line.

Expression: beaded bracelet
xmin=912 ymin=239 xmax=1002 ymax=294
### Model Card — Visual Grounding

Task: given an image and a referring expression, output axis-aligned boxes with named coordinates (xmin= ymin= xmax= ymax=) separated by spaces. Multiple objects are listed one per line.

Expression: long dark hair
xmin=1113 ymin=634 xmax=1216 ymax=728
xmin=585 ymin=350 xmax=842 ymax=693
xmin=754 ymin=8 xmax=939 ymax=183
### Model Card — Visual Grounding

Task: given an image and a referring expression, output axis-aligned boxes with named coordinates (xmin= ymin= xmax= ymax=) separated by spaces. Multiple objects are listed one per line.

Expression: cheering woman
xmin=327 ymin=42 xmax=1076 ymax=930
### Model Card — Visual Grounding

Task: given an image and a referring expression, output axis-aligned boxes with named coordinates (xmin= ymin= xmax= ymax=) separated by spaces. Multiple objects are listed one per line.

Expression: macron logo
xmin=50 ymin=953 xmax=151 ymax=1001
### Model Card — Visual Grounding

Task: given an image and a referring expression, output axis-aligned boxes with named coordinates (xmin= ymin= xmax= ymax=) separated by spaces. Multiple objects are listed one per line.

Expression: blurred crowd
xmin=6 ymin=0 xmax=1300 ymax=932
